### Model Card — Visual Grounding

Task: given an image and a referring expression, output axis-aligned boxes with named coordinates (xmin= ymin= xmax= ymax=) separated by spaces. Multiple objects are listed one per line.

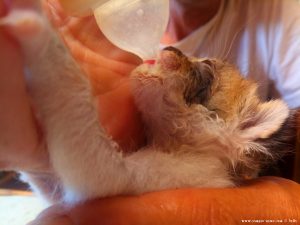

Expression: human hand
xmin=44 ymin=0 xmax=145 ymax=152
xmin=0 ymin=0 xmax=48 ymax=171
xmin=29 ymin=177 xmax=300 ymax=225
xmin=0 ymin=0 xmax=144 ymax=172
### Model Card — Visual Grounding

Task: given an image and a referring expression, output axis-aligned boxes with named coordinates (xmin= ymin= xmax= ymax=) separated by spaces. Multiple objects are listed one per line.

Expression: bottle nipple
xmin=93 ymin=0 xmax=169 ymax=60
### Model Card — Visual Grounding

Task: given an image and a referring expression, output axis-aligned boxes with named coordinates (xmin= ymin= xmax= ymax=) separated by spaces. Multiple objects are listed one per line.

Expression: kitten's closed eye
xmin=184 ymin=60 xmax=215 ymax=106
xmin=160 ymin=47 xmax=216 ymax=106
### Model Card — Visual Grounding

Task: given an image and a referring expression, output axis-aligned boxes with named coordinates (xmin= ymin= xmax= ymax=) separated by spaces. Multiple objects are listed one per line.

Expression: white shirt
xmin=167 ymin=0 xmax=300 ymax=109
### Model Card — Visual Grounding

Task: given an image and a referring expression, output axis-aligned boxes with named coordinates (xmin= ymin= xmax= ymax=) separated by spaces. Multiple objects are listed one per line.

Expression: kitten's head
xmin=131 ymin=46 xmax=214 ymax=109
xmin=132 ymin=46 xmax=288 ymax=129
xmin=131 ymin=46 xmax=296 ymax=179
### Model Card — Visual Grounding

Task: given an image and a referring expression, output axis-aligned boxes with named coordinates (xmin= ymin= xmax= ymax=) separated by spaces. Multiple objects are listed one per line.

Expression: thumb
xmin=27 ymin=205 xmax=72 ymax=225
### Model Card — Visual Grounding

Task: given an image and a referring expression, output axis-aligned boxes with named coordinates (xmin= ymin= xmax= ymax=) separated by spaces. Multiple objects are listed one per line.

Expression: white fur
xmin=3 ymin=8 xmax=289 ymax=204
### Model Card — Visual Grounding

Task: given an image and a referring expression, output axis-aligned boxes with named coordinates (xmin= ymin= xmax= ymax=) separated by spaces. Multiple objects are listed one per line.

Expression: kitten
xmin=131 ymin=47 xmax=296 ymax=181
xmin=1 ymin=4 xmax=296 ymax=204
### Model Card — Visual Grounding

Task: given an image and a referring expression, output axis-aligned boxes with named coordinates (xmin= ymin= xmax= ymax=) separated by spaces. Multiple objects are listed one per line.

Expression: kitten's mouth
xmin=144 ymin=59 xmax=156 ymax=65
xmin=142 ymin=47 xmax=184 ymax=70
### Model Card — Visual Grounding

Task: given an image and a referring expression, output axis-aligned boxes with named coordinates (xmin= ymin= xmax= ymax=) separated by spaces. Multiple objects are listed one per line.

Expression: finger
xmin=44 ymin=0 xmax=140 ymax=79
xmin=45 ymin=0 xmax=141 ymax=66
xmin=31 ymin=177 xmax=300 ymax=225
xmin=28 ymin=205 xmax=72 ymax=225
xmin=56 ymin=0 xmax=94 ymax=17
xmin=0 ymin=29 xmax=40 ymax=169
xmin=97 ymin=80 xmax=145 ymax=152
xmin=64 ymin=31 xmax=137 ymax=76
xmin=69 ymin=177 xmax=300 ymax=225
xmin=44 ymin=0 xmax=70 ymax=28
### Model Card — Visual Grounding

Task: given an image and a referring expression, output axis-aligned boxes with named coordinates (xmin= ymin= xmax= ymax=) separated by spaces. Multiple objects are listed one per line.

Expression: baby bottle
xmin=59 ymin=0 xmax=170 ymax=60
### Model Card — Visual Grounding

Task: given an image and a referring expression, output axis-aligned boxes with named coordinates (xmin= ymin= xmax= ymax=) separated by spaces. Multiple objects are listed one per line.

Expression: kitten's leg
xmin=2 ymin=9 xmax=130 ymax=202
xmin=125 ymin=149 xmax=234 ymax=193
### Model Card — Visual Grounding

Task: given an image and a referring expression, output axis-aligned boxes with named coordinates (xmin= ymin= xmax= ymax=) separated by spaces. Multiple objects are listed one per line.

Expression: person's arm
xmin=0 ymin=0 xmax=46 ymax=171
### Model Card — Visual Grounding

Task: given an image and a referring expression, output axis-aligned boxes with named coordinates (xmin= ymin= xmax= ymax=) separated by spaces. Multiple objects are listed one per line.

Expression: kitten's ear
xmin=240 ymin=100 xmax=289 ymax=140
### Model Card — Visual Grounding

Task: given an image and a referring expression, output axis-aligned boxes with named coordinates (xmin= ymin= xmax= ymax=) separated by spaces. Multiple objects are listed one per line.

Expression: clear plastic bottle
xmin=59 ymin=0 xmax=170 ymax=60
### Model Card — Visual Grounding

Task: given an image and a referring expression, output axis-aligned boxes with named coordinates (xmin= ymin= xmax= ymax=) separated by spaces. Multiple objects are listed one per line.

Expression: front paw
xmin=0 ymin=9 xmax=50 ymax=58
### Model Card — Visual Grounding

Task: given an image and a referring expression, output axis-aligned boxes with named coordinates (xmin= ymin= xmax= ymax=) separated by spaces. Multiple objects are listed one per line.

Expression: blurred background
xmin=0 ymin=172 xmax=46 ymax=225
